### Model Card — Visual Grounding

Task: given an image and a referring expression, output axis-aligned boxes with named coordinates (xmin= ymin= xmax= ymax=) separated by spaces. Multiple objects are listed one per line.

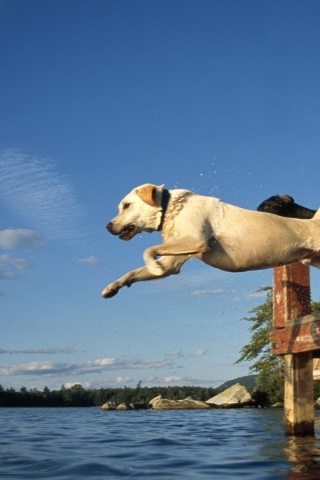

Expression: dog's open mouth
xmin=119 ymin=224 xmax=136 ymax=240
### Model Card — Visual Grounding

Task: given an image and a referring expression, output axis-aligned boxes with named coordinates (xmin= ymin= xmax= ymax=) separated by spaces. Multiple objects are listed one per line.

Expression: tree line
xmin=0 ymin=382 xmax=219 ymax=408
xmin=2 ymin=286 xmax=320 ymax=408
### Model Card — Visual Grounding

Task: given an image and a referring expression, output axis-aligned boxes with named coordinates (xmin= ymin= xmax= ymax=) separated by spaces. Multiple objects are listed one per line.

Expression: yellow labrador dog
xmin=102 ymin=184 xmax=320 ymax=298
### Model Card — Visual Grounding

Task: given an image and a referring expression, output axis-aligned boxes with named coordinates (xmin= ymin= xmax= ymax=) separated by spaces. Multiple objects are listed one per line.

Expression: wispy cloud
xmin=0 ymin=355 xmax=172 ymax=377
xmin=186 ymin=289 xmax=226 ymax=297
xmin=78 ymin=255 xmax=99 ymax=266
xmin=0 ymin=149 xmax=84 ymax=241
xmin=194 ymin=348 xmax=208 ymax=357
xmin=0 ymin=362 xmax=73 ymax=376
xmin=144 ymin=375 xmax=159 ymax=383
xmin=0 ymin=230 xmax=45 ymax=283
xmin=165 ymin=350 xmax=183 ymax=358
xmin=163 ymin=376 xmax=183 ymax=383
xmin=0 ymin=347 xmax=76 ymax=355
xmin=0 ymin=229 xmax=45 ymax=250
xmin=0 ymin=254 xmax=29 ymax=279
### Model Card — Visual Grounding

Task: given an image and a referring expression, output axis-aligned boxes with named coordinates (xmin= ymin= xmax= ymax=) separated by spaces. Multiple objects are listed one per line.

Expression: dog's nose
xmin=106 ymin=222 xmax=112 ymax=231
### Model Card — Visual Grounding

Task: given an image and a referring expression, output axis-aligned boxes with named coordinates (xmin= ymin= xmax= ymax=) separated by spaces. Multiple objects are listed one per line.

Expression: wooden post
xmin=272 ymin=264 xmax=314 ymax=436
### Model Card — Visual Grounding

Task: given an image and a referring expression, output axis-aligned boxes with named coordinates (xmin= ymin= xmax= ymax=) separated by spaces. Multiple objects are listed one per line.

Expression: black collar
xmin=157 ymin=189 xmax=170 ymax=231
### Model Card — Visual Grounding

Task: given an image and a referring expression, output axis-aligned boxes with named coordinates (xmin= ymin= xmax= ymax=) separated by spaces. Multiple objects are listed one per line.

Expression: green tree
xmin=237 ymin=287 xmax=284 ymax=405
xmin=237 ymin=287 xmax=273 ymax=365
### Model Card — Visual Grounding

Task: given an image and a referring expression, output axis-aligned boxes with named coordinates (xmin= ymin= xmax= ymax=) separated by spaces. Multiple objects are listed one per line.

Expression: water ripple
xmin=1 ymin=408 xmax=320 ymax=479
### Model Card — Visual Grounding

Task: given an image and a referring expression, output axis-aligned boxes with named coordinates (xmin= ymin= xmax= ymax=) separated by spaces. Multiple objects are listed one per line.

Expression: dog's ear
xmin=136 ymin=184 xmax=162 ymax=207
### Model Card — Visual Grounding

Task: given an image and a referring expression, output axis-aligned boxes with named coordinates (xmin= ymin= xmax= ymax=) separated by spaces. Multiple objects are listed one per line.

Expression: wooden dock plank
xmin=272 ymin=264 xmax=315 ymax=436
xmin=270 ymin=316 xmax=320 ymax=354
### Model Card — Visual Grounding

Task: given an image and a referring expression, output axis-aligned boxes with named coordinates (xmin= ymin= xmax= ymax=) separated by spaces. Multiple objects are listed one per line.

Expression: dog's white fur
xmin=102 ymin=184 xmax=320 ymax=298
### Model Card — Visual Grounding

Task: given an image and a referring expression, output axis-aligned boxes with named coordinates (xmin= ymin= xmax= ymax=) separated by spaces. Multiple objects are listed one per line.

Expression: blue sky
xmin=1 ymin=0 xmax=320 ymax=391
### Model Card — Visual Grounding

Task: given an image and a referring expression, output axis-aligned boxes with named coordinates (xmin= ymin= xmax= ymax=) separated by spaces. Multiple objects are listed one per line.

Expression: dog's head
xmin=257 ymin=194 xmax=295 ymax=215
xmin=257 ymin=194 xmax=316 ymax=219
xmin=106 ymin=184 xmax=164 ymax=240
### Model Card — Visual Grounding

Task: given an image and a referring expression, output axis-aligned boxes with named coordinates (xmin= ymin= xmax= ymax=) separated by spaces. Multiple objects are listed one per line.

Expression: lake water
xmin=1 ymin=408 xmax=320 ymax=479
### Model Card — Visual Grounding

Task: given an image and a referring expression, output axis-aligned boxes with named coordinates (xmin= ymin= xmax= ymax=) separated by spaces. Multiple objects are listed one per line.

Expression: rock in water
xmin=206 ymin=383 xmax=253 ymax=408
xmin=149 ymin=394 xmax=162 ymax=407
xmin=151 ymin=397 xmax=209 ymax=410
xmin=100 ymin=401 xmax=117 ymax=410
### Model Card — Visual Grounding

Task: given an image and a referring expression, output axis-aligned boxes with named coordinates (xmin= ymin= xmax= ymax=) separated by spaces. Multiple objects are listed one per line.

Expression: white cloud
xmin=0 ymin=361 xmax=66 ymax=376
xmin=0 ymin=149 xmax=84 ymax=241
xmin=91 ymin=357 xmax=118 ymax=366
xmin=63 ymin=382 xmax=91 ymax=389
xmin=194 ymin=348 xmax=208 ymax=357
xmin=78 ymin=255 xmax=99 ymax=266
xmin=187 ymin=289 xmax=226 ymax=297
xmin=0 ymin=254 xmax=29 ymax=279
xmin=164 ymin=376 xmax=183 ymax=383
xmin=0 ymin=355 xmax=173 ymax=377
xmin=115 ymin=376 xmax=131 ymax=384
xmin=0 ymin=229 xmax=45 ymax=250
xmin=0 ymin=231 xmax=44 ymax=281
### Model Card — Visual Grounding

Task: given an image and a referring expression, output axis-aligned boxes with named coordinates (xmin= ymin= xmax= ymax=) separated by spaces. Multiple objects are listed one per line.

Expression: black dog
xmin=257 ymin=194 xmax=316 ymax=219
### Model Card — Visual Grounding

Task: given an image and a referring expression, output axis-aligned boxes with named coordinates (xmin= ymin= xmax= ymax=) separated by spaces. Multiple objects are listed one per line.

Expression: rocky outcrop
xmin=116 ymin=403 xmax=130 ymax=410
xmin=100 ymin=401 xmax=117 ymax=410
xmin=100 ymin=384 xmax=254 ymax=411
xmin=150 ymin=395 xmax=209 ymax=410
xmin=206 ymin=383 xmax=253 ymax=408
xmin=149 ymin=395 xmax=162 ymax=407
xmin=103 ymin=401 xmax=148 ymax=410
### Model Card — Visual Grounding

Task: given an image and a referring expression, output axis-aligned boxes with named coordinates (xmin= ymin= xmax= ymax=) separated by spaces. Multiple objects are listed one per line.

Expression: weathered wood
xmin=273 ymin=264 xmax=311 ymax=328
xmin=284 ymin=352 xmax=314 ymax=436
xmin=272 ymin=264 xmax=314 ymax=436
xmin=270 ymin=315 xmax=320 ymax=354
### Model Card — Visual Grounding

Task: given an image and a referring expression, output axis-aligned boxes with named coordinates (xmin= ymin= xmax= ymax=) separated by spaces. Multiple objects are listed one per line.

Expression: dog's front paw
xmin=146 ymin=260 xmax=165 ymax=276
xmin=101 ymin=283 xmax=120 ymax=298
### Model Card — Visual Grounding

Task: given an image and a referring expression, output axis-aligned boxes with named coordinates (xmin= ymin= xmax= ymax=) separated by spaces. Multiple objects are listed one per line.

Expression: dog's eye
xmin=123 ymin=203 xmax=130 ymax=210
